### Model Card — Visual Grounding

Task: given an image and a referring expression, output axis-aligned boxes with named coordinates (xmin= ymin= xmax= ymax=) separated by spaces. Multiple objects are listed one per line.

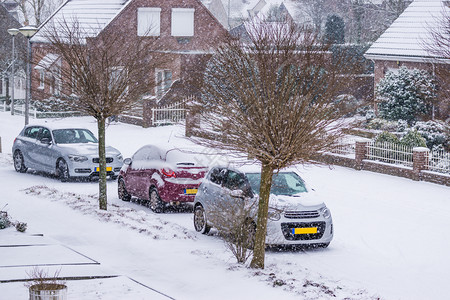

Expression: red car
xmin=118 ymin=145 xmax=209 ymax=213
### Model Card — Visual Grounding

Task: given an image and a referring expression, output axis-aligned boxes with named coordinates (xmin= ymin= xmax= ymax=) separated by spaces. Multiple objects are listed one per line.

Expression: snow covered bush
xmin=0 ymin=211 xmax=10 ymax=229
xmin=412 ymin=120 xmax=449 ymax=151
xmin=376 ymin=67 xmax=436 ymax=123
xmin=375 ymin=131 xmax=400 ymax=144
xmin=367 ymin=118 xmax=397 ymax=131
xmin=396 ymin=120 xmax=409 ymax=132
xmin=400 ymin=130 xmax=427 ymax=148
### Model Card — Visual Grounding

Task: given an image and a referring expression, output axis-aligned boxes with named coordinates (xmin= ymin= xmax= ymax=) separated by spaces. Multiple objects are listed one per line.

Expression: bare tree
xmin=191 ymin=19 xmax=355 ymax=269
xmin=424 ymin=4 xmax=450 ymax=119
xmin=207 ymin=195 xmax=256 ymax=264
xmin=36 ymin=19 xmax=165 ymax=210
xmin=7 ymin=0 xmax=62 ymax=25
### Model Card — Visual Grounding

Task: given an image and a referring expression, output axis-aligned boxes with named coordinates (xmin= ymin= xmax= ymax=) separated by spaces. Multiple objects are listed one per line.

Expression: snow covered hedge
xmin=376 ymin=67 xmax=436 ymax=123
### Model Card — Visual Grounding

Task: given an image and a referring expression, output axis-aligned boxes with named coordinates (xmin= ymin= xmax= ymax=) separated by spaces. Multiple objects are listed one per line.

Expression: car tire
xmin=57 ymin=159 xmax=70 ymax=182
xmin=193 ymin=204 xmax=211 ymax=234
xmin=149 ymin=188 xmax=165 ymax=213
xmin=13 ymin=150 xmax=27 ymax=173
xmin=118 ymin=178 xmax=131 ymax=202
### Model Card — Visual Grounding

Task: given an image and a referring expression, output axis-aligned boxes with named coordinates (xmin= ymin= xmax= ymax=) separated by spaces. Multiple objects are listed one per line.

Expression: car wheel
xmin=57 ymin=159 xmax=70 ymax=182
xmin=149 ymin=188 xmax=165 ymax=213
xmin=118 ymin=178 xmax=131 ymax=202
xmin=193 ymin=204 xmax=210 ymax=234
xmin=13 ymin=150 xmax=27 ymax=173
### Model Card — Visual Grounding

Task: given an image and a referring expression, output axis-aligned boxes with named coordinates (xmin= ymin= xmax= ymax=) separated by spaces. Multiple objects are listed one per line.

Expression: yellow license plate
xmin=95 ymin=167 xmax=112 ymax=172
xmin=292 ymin=227 xmax=317 ymax=234
xmin=184 ymin=188 xmax=198 ymax=195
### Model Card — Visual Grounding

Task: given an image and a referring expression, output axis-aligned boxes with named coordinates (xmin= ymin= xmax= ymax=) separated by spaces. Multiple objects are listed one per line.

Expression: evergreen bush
xmin=375 ymin=131 xmax=400 ymax=144
xmin=376 ymin=67 xmax=436 ymax=123
xmin=400 ymin=130 xmax=427 ymax=148
xmin=412 ymin=120 xmax=449 ymax=151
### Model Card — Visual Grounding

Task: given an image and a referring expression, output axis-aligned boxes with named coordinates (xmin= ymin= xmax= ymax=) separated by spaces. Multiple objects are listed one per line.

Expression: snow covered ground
xmin=0 ymin=112 xmax=449 ymax=299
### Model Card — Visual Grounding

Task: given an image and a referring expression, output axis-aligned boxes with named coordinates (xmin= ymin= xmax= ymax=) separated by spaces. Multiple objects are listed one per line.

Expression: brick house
xmin=29 ymin=0 xmax=229 ymax=126
xmin=365 ymin=0 xmax=449 ymax=121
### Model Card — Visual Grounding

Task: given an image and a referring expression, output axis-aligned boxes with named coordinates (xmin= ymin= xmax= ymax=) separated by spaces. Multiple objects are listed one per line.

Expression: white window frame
xmin=171 ymin=8 xmax=195 ymax=37
xmin=138 ymin=7 xmax=161 ymax=36
xmin=39 ymin=70 xmax=45 ymax=89
xmin=155 ymin=69 xmax=172 ymax=98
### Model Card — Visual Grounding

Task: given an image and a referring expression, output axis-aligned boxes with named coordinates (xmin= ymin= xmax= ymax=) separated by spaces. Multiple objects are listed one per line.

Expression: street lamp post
xmin=7 ymin=28 xmax=19 ymax=116
xmin=19 ymin=25 xmax=38 ymax=126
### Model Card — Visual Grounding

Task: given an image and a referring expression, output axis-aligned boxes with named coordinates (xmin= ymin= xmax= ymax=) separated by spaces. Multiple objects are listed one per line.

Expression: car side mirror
xmin=230 ymin=189 xmax=244 ymax=198
xmin=40 ymin=138 xmax=52 ymax=145
xmin=123 ymin=158 xmax=132 ymax=165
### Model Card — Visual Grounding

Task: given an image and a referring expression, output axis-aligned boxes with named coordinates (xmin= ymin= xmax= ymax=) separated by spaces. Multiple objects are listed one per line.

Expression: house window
xmin=39 ymin=70 xmax=45 ymax=89
xmin=155 ymin=69 xmax=172 ymax=97
xmin=138 ymin=7 xmax=161 ymax=36
xmin=0 ymin=77 xmax=3 ymax=95
xmin=171 ymin=8 xmax=195 ymax=36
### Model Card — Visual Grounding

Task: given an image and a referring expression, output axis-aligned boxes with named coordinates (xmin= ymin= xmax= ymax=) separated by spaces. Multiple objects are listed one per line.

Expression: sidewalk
xmin=0 ymin=227 xmax=174 ymax=299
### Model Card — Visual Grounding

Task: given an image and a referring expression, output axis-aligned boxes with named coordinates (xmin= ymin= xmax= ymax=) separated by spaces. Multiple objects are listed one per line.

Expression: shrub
xmin=0 ymin=212 xmax=10 ymax=229
xmin=367 ymin=118 xmax=398 ymax=131
xmin=376 ymin=67 xmax=436 ymax=123
xmin=412 ymin=120 xmax=449 ymax=150
xmin=375 ymin=131 xmax=400 ymax=144
xmin=396 ymin=119 xmax=409 ymax=132
xmin=400 ymin=130 xmax=427 ymax=148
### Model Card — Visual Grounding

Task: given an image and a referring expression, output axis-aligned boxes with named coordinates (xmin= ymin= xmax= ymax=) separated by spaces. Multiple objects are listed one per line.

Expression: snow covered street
xmin=0 ymin=112 xmax=449 ymax=299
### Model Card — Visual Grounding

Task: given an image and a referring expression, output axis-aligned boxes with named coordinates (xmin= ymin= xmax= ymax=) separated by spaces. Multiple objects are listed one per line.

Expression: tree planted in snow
xmin=36 ymin=19 xmax=164 ymax=210
xmin=376 ymin=67 xmax=436 ymax=123
xmin=191 ymin=19 xmax=355 ymax=269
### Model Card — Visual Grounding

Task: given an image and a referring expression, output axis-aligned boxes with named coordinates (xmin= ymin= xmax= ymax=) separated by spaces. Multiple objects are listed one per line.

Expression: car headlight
xmin=68 ymin=155 xmax=88 ymax=162
xmin=268 ymin=208 xmax=281 ymax=221
xmin=116 ymin=154 xmax=123 ymax=161
xmin=319 ymin=206 xmax=331 ymax=219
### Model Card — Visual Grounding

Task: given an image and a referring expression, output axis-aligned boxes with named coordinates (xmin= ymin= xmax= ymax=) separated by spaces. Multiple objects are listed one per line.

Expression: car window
xmin=209 ymin=167 xmax=226 ymax=185
xmin=38 ymin=128 xmax=52 ymax=141
xmin=246 ymin=172 xmax=307 ymax=196
xmin=53 ymin=129 xmax=98 ymax=144
xmin=24 ymin=127 xmax=40 ymax=139
xmin=132 ymin=146 xmax=162 ymax=161
xmin=224 ymin=170 xmax=247 ymax=191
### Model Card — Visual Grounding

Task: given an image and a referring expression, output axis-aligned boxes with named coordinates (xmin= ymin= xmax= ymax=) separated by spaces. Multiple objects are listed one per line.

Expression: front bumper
xmin=265 ymin=215 xmax=333 ymax=246
xmin=67 ymin=160 xmax=123 ymax=178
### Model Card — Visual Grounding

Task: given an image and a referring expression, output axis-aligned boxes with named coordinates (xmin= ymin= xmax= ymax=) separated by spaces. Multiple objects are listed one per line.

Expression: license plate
xmin=95 ymin=167 xmax=112 ymax=172
xmin=184 ymin=188 xmax=198 ymax=195
xmin=292 ymin=227 xmax=317 ymax=234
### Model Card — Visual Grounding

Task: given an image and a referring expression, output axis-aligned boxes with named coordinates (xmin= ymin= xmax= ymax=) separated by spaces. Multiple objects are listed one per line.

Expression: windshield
xmin=246 ymin=172 xmax=307 ymax=196
xmin=53 ymin=129 xmax=98 ymax=144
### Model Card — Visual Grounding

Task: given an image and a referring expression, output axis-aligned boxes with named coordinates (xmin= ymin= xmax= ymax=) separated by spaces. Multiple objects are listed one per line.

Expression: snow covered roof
xmin=365 ymin=0 xmax=450 ymax=63
xmin=31 ymin=0 xmax=131 ymax=43
xmin=34 ymin=53 xmax=60 ymax=70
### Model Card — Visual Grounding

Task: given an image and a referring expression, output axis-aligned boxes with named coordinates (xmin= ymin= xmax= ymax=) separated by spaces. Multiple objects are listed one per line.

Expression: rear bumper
xmin=158 ymin=182 xmax=201 ymax=203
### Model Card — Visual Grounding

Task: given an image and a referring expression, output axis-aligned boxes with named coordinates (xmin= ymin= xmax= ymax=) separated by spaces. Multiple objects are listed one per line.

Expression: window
xmin=155 ymin=69 xmax=172 ymax=97
xmin=37 ymin=127 xmax=52 ymax=142
xmin=39 ymin=70 xmax=45 ymax=89
xmin=209 ymin=168 xmax=226 ymax=185
xmin=138 ymin=7 xmax=161 ymax=36
xmin=171 ymin=8 xmax=195 ymax=36
xmin=24 ymin=126 xmax=41 ymax=139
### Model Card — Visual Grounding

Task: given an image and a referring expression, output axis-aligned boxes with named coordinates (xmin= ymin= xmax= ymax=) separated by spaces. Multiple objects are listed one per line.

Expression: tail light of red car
xmin=161 ymin=167 xmax=176 ymax=178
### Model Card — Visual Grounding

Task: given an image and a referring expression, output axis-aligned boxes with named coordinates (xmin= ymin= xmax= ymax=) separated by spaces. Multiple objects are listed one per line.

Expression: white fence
xmin=366 ymin=141 xmax=414 ymax=167
xmin=152 ymin=101 xmax=186 ymax=126
xmin=330 ymin=143 xmax=355 ymax=156
xmin=1 ymin=102 xmax=81 ymax=118
xmin=428 ymin=149 xmax=450 ymax=174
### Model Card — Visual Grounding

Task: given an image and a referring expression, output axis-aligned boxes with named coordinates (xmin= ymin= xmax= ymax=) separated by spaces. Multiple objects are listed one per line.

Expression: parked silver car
xmin=12 ymin=125 xmax=123 ymax=182
xmin=193 ymin=165 xmax=333 ymax=247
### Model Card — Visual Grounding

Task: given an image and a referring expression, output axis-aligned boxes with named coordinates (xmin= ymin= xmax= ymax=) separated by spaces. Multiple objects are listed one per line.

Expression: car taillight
xmin=161 ymin=168 xmax=176 ymax=178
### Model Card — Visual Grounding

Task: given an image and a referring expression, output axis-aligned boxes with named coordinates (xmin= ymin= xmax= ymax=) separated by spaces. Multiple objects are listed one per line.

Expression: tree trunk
xmin=97 ymin=118 xmax=107 ymax=210
xmin=250 ymin=163 xmax=274 ymax=269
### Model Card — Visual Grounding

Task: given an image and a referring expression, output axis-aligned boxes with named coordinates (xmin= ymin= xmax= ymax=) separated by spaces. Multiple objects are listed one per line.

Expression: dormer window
xmin=138 ymin=7 xmax=161 ymax=36
xmin=171 ymin=8 xmax=195 ymax=37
